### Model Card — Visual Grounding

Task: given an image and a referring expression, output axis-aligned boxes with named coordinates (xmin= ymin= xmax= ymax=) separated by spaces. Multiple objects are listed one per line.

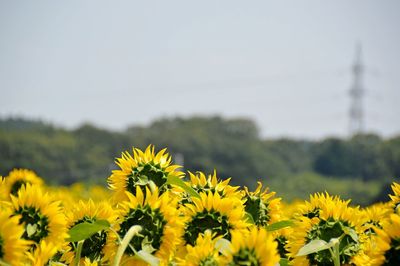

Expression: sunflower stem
xmin=74 ymin=240 xmax=84 ymax=266
xmin=331 ymin=240 xmax=341 ymax=266
xmin=112 ymin=225 xmax=142 ymax=266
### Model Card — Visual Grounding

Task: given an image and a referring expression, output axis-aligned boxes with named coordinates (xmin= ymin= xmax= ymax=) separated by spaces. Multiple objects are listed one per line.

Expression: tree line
xmin=0 ymin=116 xmax=398 ymax=205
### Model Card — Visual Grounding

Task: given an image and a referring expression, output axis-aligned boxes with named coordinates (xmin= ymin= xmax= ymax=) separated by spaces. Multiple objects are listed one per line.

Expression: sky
xmin=0 ymin=1 xmax=399 ymax=139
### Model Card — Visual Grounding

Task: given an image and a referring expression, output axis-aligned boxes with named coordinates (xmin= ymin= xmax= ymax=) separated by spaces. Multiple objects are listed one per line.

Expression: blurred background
xmin=1 ymin=1 xmax=399 ymax=205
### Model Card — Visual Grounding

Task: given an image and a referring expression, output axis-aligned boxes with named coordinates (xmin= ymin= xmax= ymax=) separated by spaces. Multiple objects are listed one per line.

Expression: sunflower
xmin=87 ymin=185 xmax=113 ymax=202
xmin=389 ymin=182 xmax=400 ymax=214
xmin=114 ymin=187 xmax=183 ymax=265
xmin=361 ymin=204 xmax=391 ymax=235
xmin=177 ymin=230 xmax=222 ymax=266
xmin=83 ymin=257 xmax=99 ymax=266
xmin=108 ymin=145 xmax=184 ymax=202
xmin=0 ymin=177 xmax=11 ymax=206
xmin=182 ymin=191 xmax=249 ymax=247
xmin=242 ymin=182 xmax=282 ymax=226
xmin=222 ymin=227 xmax=280 ymax=266
xmin=350 ymin=203 xmax=392 ymax=266
xmin=272 ymin=227 xmax=293 ymax=260
xmin=0 ymin=208 xmax=31 ymax=265
xmin=188 ymin=171 xmax=241 ymax=198
xmin=2 ymin=168 xmax=43 ymax=199
xmin=47 ymin=185 xmax=78 ymax=211
xmin=274 ymin=200 xmax=302 ymax=259
xmin=293 ymin=192 xmax=345 ymax=220
xmin=9 ymin=184 xmax=68 ymax=252
xmin=373 ymin=213 xmax=400 ymax=265
xmin=26 ymin=240 xmax=58 ymax=266
xmin=176 ymin=171 xmax=242 ymax=205
xmin=60 ymin=199 xmax=118 ymax=265
xmin=280 ymin=200 xmax=304 ymax=220
xmin=288 ymin=193 xmax=369 ymax=265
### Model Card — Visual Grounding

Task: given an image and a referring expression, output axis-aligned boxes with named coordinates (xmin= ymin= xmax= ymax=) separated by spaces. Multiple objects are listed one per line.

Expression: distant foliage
xmin=0 ymin=116 xmax=399 ymax=204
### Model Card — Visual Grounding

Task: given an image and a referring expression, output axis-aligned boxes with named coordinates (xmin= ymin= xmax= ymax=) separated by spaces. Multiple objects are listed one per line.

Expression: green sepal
xmin=244 ymin=213 xmax=255 ymax=224
xmin=26 ymin=223 xmax=37 ymax=237
xmin=343 ymin=226 xmax=359 ymax=242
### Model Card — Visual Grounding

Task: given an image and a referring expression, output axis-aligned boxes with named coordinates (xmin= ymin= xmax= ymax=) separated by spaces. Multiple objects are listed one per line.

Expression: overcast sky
xmin=0 ymin=1 xmax=399 ymax=139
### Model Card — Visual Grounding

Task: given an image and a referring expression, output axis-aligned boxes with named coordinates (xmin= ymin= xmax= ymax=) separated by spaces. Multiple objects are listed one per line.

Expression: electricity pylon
xmin=349 ymin=44 xmax=365 ymax=135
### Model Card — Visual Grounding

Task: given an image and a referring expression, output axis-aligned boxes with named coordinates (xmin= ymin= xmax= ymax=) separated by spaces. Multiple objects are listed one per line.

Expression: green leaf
xmin=296 ymin=239 xmax=336 ymax=256
xmin=279 ymin=258 xmax=290 ymax=266
xmin=136 ymin=250 xmax=160 ymax=266
xmin=166 ymin=175 xmax=200 ymax=199
xmin=67 ymin=219 xmax=110 ymax=242
xmin=215 ymin=238 xmax=232 ymax=256
xmin=266 ymin=220 xmax=294 ymax=231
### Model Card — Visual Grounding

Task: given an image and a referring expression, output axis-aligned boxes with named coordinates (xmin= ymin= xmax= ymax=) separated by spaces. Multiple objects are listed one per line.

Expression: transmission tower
xmin=349 ymin=44 xmax=365 ymax=135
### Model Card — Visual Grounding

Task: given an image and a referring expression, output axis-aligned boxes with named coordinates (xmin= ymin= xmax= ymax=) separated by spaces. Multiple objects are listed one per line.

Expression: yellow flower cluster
xmin=0 ymin=145 xmax=398 ymax=266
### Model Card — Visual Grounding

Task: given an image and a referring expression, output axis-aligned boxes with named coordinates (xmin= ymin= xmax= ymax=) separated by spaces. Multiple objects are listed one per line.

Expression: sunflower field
xmin=0 ymin=145 xmax=399 ymax=266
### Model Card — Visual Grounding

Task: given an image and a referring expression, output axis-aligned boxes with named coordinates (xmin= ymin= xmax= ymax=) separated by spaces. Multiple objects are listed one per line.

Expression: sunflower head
xmin=223 ymin=227 xmax=280 ymax=266
xmin=280 ymin=200 xmax=304 ymax=220
xmin=26 ymin=240 xmax=58 ymax=266
xmin=294 ymin=192 xmax=345 ymax=220
xmin=288 ymin=193 xmax=368 ymax=265
xmin=2 ymin=168 xmax=43 ymax=200
xmin=182 ymin=191 xmax=248 ymax=247
xmin=190 ymin=171 xmax=240 ymax=197
xmin=0 ymin=208 xmax=31 ymax=264
xmin=108 ymin=145 xmax=184 ymax=202
xmin=374 ymin=213 xmax=400 ymax=265
xmin=178 ymin=171 xmax=241 ymax=205
xmin=61 ymin=199 xmax=118 ymax=264
xmin=9 ymin=184 xmax=68 ymax=251
xmin=177 ymin=230 xmax=222 ymax=266
xmin=83 ymin=257 xmax=99 ymax=266
xmin=360 ymin=203 xmax=391 ymax=235
xmin=243 ymin=182 xmax=282 ymax=226
xmin=115 ymin=187 xmax=183 ymax=264
xmin=389 ymin=182 xmax=400 ymax=214
xmin=272 ymin=226 xmax=293 ymax=260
